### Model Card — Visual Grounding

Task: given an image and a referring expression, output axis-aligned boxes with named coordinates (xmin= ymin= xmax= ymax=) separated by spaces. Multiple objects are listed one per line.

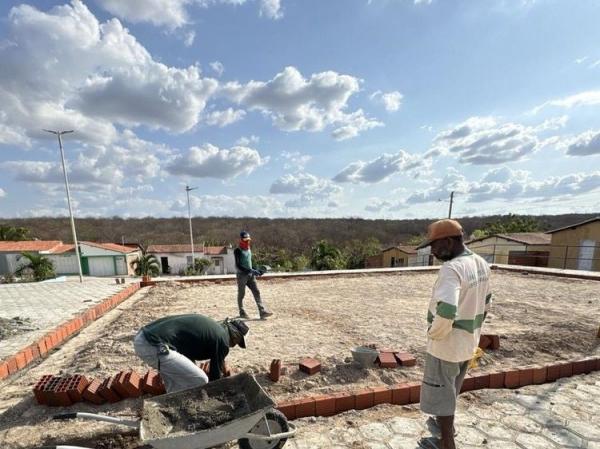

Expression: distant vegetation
xmin=0 ymin=213 xmax=597 ymax=271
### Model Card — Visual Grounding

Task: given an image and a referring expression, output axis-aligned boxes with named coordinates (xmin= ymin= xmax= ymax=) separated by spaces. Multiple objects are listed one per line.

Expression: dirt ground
xmin=0 ymin=270 xmax=599 ymax=448
xmin=0 ymin=317 xmax=38 ymax=341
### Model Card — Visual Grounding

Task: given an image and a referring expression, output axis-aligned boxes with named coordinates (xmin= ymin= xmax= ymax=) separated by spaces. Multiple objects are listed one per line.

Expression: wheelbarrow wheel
xmin=238 ymin=409 xmax=289 ymax=449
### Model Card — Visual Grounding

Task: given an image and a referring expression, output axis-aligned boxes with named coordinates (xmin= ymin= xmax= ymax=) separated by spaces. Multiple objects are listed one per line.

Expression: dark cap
xmin=227 ymin=318 xmax=249 ymax=348
xmin=240 ymin=231 xmax=251 ymax=240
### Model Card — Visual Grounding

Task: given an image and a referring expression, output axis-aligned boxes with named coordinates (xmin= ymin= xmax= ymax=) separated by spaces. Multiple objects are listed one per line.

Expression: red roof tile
xmin=0 ymin=240 xmax=63 ymax=253
xmin=147 ymin=244 xmax=227 ymax=255
xmin=82 ymin=242 xmax=138 ymax=254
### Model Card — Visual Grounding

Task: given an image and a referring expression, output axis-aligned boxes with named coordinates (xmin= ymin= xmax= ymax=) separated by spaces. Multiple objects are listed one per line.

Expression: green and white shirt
xmin=426 ymin=249 xmax=492 ymax=362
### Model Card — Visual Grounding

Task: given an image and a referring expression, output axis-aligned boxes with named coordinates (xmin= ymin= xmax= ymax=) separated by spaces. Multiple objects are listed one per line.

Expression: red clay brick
xmin=33 ymin=374 xmax=54 ymax=405
xmin=295 ymin=397 xmax=316 ymax=418
xmin=478 ymin=335 xmax=491 ymax=349
xmin=372 ymin=386 xmax=393 ymax=405
xmin=82 ymin=379 xmax=106 ymax=405
xmin=7 ymin=357 xmax=18 ymax=374
xmin=355 ymin=388 xmax=374 ymax=410
xmin=519 ymin=368 xmax=533 ymax=387
xmin=334 ymin=392 xmax=355 ymax=413
xmin=596 ymin=358 xmax=600 ymax=371
xmin=488 ymin=335 xmax=500 ymax=350
xmin=299 ymin=358 xmax=321 ymax=375
xmin=377 ymin=352 xmax=397 ymax=368
xmin=30 ymin=344 xmax=40 ymax=360
xmin=0 ymin=362 xmax=8 ymax=380
xmin=408 ymin=383 xmax=421 ymax=403
xmin=66 ymin=375 xmax=90 ymax=403
xmin=276 ymin=401 xmax=297 ymax=420
xmin=15 ymin=352 xmax=27 ymax=370
xmin=546 ymin=364 xmax=561 ymax=382
xmin=142 ymin=370 xmax=165 ymax=395
xmin=504 ymin=370 xmax=520 ymax=388
xmin=489 ymin=371 xmax=505 ymax=389
xmin=269 ymin=359 xmax=281 ymax=382
xmin=395 ymin=352 xmax=417 ymax=367
xmin=391 ymin=384 xmax=410 ymax=405
xmin=558 ymin=362 xmax=573 ymax=379
xmin=99 ymin=376 xmax=122 ymax=403
xmin=572 ymin=360 xmax=587 ymax=375
xmin=314 ymin=395 xmax=336 ymax=417
xmin=37 ymin=339 xmax=48 ymax=357
xmin=23 ymin=347 xmax=34 ymax=364
xmin=460 ymin=376 xmax=475 ymax=393
xmin=532 ymin=367 xmax=547 ymax=385
xmin=47 ymin=377 xmax=73 ymax=407
xmin=472 ymin=373 xmax=490 ymax=390
xmin=585 ymin=358 xmax=597 ymax=373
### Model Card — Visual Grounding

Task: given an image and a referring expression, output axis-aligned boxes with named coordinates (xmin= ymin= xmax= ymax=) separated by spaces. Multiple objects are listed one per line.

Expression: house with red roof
xmin=147 ymin=244 xmax=235 ymax=275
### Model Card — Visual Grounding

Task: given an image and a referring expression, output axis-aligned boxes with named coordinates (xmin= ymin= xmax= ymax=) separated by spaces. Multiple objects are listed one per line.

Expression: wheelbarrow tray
xmin=140 ymin=373 xmax=276 ymax=449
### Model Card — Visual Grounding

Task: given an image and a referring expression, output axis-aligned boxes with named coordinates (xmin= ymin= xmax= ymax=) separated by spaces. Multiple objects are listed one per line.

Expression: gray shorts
xmin=420 ymin=353 xmax=469 ymax=417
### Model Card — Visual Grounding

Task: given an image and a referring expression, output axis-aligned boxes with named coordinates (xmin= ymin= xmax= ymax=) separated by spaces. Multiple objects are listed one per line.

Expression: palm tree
xmin=130 ymin=248 xmax=160 ymax=277
xmin=15 ymin=252 xmax=55 ymax=282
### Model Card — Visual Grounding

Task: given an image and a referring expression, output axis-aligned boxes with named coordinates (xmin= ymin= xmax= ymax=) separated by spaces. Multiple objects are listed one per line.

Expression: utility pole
xmin=448 ymin=191 xmax=455 ymax=219
xmin=185 ymin=185 xmax=197 ymax=266
xmin=43 ymin=129 xmax=83 ymax=283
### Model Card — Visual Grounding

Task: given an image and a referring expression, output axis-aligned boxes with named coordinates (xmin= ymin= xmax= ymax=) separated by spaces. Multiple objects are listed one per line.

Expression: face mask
xmin=239 ymin=240 xmax=250 ymax=250
xmin=434 ymin=248 xmax=453 ymax=261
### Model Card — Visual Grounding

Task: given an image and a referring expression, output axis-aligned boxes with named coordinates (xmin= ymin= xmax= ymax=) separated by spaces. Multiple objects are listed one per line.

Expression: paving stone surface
xmin=0 ymin=277 xmax=137 ymax=360
xmin=286 ymin=371 xmax=600 ymax=449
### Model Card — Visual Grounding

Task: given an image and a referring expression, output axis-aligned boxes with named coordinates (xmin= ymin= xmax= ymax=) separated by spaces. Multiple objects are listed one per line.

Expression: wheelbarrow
xmin=43 ymin=373 xmax=297 ymax=449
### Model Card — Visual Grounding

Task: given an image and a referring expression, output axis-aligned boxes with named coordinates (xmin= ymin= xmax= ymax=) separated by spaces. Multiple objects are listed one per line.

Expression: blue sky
xmin=0 ymin=0 xmax=599 ymax=219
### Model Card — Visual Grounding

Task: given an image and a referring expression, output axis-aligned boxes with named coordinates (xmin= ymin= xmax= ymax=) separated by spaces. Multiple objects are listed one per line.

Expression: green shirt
xmin=142 ymin=314 xmax=230 ymax=381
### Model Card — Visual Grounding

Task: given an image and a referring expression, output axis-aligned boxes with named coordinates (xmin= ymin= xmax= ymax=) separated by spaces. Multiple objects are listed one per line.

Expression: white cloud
xmin=167 ymin=144 xmax=266 ymax=178
xmin=333 ymin=150 xmax=425 ymax=183
xmin=222 ymin=66 xmax=382 ymax=140
xmin=533 ymin=90 xmax=600 ymax=114
xmin=204 ymin=108 xmax=246 ymax=127
xmin=280 ymin=151 xmax=312 ymax=170
xmin=209 ymin=61 xmax=225 ymax=77
xmin=370 ymin=90 xmax=403 ymax=112
xmin=94 ymin=0 xmax=191 ymax=29
xmin=235 ymin=135 xmax=260 ymax=145
xmin=0 ymin=188 xmax=6 ymax=198
xmin=431 ymin=116 xmax=540 ymax=164
xmin=365 ymin=198 xmax=392 ymax=212
xmin=259 ymin=0 xmax=283 ymax=19
xmin=183 ymin=30 xmax=195 ymax=46
xmin=574 ymin=56 xmax=588 ymax=65
xmin=270 ymin=172 xmax=342 ymax=207
xmin=566 ymin=130 xmax=600 ymax=156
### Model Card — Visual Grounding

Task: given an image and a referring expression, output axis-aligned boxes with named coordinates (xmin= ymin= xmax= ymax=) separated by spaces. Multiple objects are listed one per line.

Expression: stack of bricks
xmin=33 ymin=369 xmax=165 ymax=406
xmin=479 ymin=334 xmax=500 ymax=350
xmin=376 ymin=349 xmax=417 ymax=368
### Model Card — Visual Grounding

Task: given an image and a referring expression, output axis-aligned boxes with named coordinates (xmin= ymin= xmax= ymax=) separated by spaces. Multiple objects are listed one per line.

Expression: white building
xmin=147 ymin=244 xmax=235 ymax=275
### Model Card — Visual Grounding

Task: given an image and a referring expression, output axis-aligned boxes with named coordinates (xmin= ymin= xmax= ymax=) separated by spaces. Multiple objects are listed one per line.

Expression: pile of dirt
xmin=142 ymin=389 xmax=250 ymax=440
xmin=0 ymin=316 xmax=37 ymax=341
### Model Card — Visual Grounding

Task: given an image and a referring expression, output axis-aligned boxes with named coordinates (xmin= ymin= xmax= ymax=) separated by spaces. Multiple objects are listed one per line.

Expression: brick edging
xmin=274 ymin=357 xmax=600 ymax=420
xmin=0 ymin=283 xmax=141 ymax=381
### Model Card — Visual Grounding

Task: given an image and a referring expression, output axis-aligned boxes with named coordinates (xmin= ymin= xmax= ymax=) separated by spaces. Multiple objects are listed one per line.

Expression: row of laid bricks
xmin=275 ymin=356 xmax=600 ymax=420
xmin=0 ymin=283 xmax=141 ymax=381
xmin=33 ymin=369 xmax=165 ymax=407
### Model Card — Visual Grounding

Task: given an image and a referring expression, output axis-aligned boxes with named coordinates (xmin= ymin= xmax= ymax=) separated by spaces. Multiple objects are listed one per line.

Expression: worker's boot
xmin=259 ymin=310 xmax=273 ymax=319
xmin=239 ymin=309 xmax=250 ymax=319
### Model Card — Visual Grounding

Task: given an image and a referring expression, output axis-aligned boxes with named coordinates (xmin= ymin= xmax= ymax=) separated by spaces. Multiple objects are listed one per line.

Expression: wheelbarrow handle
xmin=39 ymin=446 xmax=93 ymax=449
xmin=52 ymin=412 xmax=140 ymax=429
xmin=242 ymin=422 xmax=298 ymax=440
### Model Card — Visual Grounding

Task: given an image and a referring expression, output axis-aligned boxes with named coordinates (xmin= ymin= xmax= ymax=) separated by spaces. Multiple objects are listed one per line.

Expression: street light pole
xmin=185 ymin=185 xmax=197 ymax=267
xmin=43 ymin=129 xmax=83 ymax=283
xmin=448 ymin=191 xmax=455 ymax=219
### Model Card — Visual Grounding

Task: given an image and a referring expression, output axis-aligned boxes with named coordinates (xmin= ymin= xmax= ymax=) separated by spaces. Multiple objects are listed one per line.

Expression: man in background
xmin=235 ymin=231 xmax=273 ymax=320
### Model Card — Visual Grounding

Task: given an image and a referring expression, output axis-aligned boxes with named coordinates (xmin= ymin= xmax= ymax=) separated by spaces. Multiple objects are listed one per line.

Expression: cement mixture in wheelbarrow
xmin=143 ymin=389 xmax=250 ymax=439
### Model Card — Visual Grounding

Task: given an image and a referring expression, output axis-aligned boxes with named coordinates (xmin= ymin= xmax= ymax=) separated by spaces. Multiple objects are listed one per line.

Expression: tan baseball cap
xmin=416 ymin=219 xmax=463 ymax=249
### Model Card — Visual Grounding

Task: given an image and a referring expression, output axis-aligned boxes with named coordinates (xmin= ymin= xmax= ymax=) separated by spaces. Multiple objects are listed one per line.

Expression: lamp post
xmin=185 ymin=185 xmax=197 ymax=267
xmin=43 ymin=129 xmax=83 ymax=283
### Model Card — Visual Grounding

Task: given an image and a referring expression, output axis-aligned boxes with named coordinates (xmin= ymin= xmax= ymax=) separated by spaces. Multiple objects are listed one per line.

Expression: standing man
xmin=416 ymin=219 xmax=492 ymax=449
xmin=133 ymin=314 xmax=248 ymax=393
xmin=235 ymin=231 xmax=273 ymax=320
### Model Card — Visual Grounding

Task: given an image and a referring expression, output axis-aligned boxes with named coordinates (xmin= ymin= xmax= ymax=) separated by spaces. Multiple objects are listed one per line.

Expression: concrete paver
xmin=0 ymin=277 xmax=137 ymax=360
xmin=287 ymin=372 xmax=600 ymax=449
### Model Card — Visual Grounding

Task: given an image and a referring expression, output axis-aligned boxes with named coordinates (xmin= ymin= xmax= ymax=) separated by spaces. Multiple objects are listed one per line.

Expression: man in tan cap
xmin=416 ymin=219 xmax=492 ymax=449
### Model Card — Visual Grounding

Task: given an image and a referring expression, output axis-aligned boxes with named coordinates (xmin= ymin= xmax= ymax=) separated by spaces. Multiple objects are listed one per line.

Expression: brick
xmin=23 ymin=347 xmax=34 ymax=364
xmin=295 ymin=397 xmax=316 ymax=418
xmin=354 ymin=388 xmax=374 ymax=410
xmin=276 ymin=401 xmax=296 ymax=420
xmin=38 ymin=339 xmax=48 ymax=357
xmin=546 ymin=364 xmax=561 ymax=382
xmin=596 ymin=358 xmax=600 ymax=371
xmin=33 ymin=374 xmax=54 ymax=405
xmin=518 ymin=368 xmax=533 ymax=387
xmin=460 ymin=376 xmax=475 ymax=393
xmin=372 ymin=386 xmax=393 ymax=405
xmin=98 ymin=376 xmax=122 ymax=403
xmin=532 ymin=366 xmax=547 ymax=385
xmin=558 ymin=362 xmax=573 ymax=379
xmin=487 ymin=335 xmax=500 ymax=350
xmin=15 ymin=352 xmax=27 ymax=370
xmin=395 ymin=352 xmax=417 ymax=367
xmin=391 ymin=384 xmax=410 ymax=405
xmin=48 ymin=377 xmax=73 ymax=407
xmin=478 ymin=335 xmax=491 ymax=349
xmin=142 ymin=370 xmax=166 ymax=395
xmin=83 ymin=379 xmax=106 ymax=405
xmin=66 ymin=375 xmax=90 ymax=403
xmin=30 ymin=344 xmax=41 ymax=360
xmin=489 ymin=371 xmax=505 ymax=389
xmin=377 ymin=352 xmax=397 ymax=368
xmin=114 ymin=371 xmax=142 ymax=398
xmin=408 ymin=382 xmax=421 ymax=403
xmin=299 ymin=358 xmax=321 ymax=375
xmin=472 ymin=373 xmax=490 ymax=390
xmin=0 ymin=362 xmax=8 ymax=380
xmin=314 ymin=395 xmax=336 ymax=417
xmin=585 ymin=358 xmax=597 ymax=373
xmin=504 ymin=370 xmax=520 ymax=388
xmin=7 ymin=357 xmax=18 ymax=374
xmin=333 ymin=392 xmax=355 ymax=413
xmin=269 ymin=359 xmax=282 ymax=382
xmin=572 ymin=360 xmax=587 ymax=375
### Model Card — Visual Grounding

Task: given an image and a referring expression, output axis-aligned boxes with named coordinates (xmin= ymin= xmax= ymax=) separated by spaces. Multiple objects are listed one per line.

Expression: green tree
xmin=473 ymin=214 xmax=541 ymax=238
xmin=343 ymin=238 xmax=381 ymax=269
xmin=185 ymin=257 xmax=212 ymax=275
xmin=405 ymin=234 xmax=427 ymax=246
xmin=15 ymin=252 xmax=55 ymax=281
xmin=291 ymin=255 xmax=310 ymax=271
xmin=310 ymin=240 xmax=346 ymax=271
xmin=130 ymin=249 xmax=160 ymax=277
xmin=0 ymin=225 xmax=30 ymax=241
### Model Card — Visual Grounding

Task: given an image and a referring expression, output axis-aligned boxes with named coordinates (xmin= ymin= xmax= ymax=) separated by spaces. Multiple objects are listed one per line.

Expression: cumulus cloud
xmin=280 ymin=151 xmax=311 ymax=170
xmin=370 ymin=90 xmax=403 ymax=112
xmin=94 ymin=0 xmax=191 ymax=29
xmin=209 ymin=61 xmax=225 ymax=77
xmin=270 ymin=172 xmax=342 ymax=207
xmin=183 ymin=30 xmax=195 ymax=46
xmin=204 ymin=108 xmax=246 ymax=127
xmin=566 ymin=130 xmax=600 ymax=156
xmin=364 ymin=198 xmax=392 ymax=212
xmin=259 ymin=0 xmax=283 ymax=19
xmin=167 ymin=144 xmax=266 ymax=178
xmin=431 ymin=117 xmax=541 ymax=164
xmin=533 ymin=90 xmax=600 ymax=114
xmin=235 ymin=135 xmax=259 ymax=145
xmin=0 ymin=188 xmax=6 ymax=198
xmin=222 ymin=66 xmax=382 ymax=140
xmin=333 ymin=150 xmax=425 ymax=183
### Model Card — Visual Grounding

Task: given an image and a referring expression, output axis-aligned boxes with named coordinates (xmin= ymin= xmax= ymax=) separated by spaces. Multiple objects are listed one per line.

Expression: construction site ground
xmin=0 ymin=270 xmax=599 ymax=448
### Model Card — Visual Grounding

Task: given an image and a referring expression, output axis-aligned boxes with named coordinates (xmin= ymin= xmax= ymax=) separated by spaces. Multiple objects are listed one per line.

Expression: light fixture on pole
xmin=43 ymin=129 xmax=84 ymax=283
xmin=185 ymin=185 xmax=198 ymax=267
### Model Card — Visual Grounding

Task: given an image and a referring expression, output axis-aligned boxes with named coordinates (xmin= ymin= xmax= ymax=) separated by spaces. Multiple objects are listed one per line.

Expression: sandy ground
xmin=0 ymin=270 xmax=599 ymax=448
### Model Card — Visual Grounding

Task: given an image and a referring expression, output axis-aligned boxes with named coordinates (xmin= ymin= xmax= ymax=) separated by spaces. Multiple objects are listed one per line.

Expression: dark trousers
xmin=237 ymin=272 xmax=265 ymax=313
